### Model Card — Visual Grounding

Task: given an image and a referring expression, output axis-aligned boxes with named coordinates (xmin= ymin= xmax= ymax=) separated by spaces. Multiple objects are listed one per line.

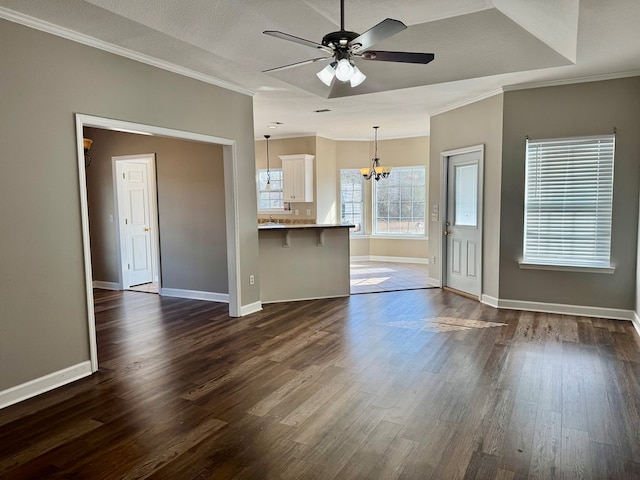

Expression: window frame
xmin=256 ymin=168 xmax=288 ymax=213
xmin=372 ymin=166 xmax=427 ymax=237
xmin=339 ymin=168 xmax=365 ymax=235
xmin=520 ymin=134 xmax=615 ymax=272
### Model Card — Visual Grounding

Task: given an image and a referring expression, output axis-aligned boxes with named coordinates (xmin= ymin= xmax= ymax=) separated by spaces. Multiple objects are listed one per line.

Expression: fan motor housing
xmin=322 ymin=30 xmax=359 ymax=51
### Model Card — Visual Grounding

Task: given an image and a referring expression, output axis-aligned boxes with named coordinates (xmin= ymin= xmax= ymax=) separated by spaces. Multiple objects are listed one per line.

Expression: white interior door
xmin=445 ymin=149 xmax=483 ymax=297
xmin=116 ymin=158 xmax=155 ymax=288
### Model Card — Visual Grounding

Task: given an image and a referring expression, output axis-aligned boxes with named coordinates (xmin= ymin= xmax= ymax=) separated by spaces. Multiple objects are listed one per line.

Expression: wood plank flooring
xmin=1 ymin=289 xmax=640 ymax=479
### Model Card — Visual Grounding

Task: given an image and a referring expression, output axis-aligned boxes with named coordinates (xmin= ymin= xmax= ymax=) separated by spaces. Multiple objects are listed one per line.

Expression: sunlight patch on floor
xmin=378 ymin=317 xmax=507 ymax=333
xmin=351 ymin=276 xmax=391 ymax=286
xmin=350 ymin=261 xmax=429 ymax=294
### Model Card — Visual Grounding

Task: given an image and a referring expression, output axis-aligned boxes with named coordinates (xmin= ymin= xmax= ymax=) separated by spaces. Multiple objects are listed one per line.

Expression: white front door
xmin=445 ymin=149 xmax=483 ymax=297
xmin=117 ymin=160 xmax=154 ymax=287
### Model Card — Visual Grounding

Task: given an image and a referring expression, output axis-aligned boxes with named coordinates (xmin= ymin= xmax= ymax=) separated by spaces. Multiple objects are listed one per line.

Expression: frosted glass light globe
xmin=334 ymin=58 xmax=354 ymax=81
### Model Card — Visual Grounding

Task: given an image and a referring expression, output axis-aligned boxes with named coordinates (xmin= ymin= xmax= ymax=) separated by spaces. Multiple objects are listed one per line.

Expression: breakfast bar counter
xmin=258 ymin=223 xmax=353 ymax=303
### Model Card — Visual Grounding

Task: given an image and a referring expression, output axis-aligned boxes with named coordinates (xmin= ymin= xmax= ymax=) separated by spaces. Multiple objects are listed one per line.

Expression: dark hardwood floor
xmin=1 ymin=288 xmax=640 ymax=479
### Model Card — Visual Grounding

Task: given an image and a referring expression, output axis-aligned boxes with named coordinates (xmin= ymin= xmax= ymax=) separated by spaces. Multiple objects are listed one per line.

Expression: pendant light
xmin=360 ymin=126 xmax=391 ymax=181
xmin=264 ymin=134 xmax=271 ymax=190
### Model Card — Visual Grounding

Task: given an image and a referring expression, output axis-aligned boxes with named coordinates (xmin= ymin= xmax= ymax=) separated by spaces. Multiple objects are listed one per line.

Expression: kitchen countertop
xmin=258 ymin=223 xmax=355 ymax=230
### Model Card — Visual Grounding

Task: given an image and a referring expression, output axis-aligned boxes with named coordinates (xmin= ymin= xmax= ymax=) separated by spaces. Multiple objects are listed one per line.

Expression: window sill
xmin=371 ymin=235 xmax=428 ymax=240
xmin=349 ymin=234 xmax=429 ymax=240
xmin=518 ymin=262 xmax=615 ymax=274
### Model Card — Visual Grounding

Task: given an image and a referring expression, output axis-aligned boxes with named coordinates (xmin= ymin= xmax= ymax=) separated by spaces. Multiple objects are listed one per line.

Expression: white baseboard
xmin=92 ymin=281 xmax=120 ymax=290
xmin=428 ymin=276 xmax=441 ymax=288
xmin=0 ymin=361 xmax=92 ymax=410
xmin=632 ymin=312 xmax=640 ymax=337
xmin=160 ymin=288 xmax=229 ymax=303
xmin=481 ymin=296 xmax=634 ymax=321
xmin=351 ymin=255 xmax=429 ymax=264
xmin=480 ymin=294 xmax=499 ymax=308
xmin=240 ymin=301 xmax=263 ymax=316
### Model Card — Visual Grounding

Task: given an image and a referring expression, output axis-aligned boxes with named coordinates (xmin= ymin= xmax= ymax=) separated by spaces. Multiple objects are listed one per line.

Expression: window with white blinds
xmin=523 ymin=134 xmax=615 ymax=268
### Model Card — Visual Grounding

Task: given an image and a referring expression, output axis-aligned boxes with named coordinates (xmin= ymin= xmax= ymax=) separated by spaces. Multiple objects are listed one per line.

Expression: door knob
xmin=144 ymin=227 xmax=151 ymax=232
xmin=444 ymin=230 xmax=450 ymax=236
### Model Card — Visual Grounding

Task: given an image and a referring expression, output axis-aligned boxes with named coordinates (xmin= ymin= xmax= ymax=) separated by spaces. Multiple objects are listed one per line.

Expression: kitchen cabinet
xmin=279 ymin=154 xmax=314 ymax=202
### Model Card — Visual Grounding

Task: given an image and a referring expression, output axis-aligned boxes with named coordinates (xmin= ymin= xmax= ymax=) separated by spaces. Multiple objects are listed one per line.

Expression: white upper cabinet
xmin=279 ymin=154 xmax=314 ymax=202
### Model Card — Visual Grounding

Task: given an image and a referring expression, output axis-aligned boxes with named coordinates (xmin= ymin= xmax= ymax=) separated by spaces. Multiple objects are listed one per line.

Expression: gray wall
xmin=429 ymin=94 xmax=504 ymax=297
xmin=500 ymin=77 xmax=640 ymax=308
xmin=0 ymin=19 xmax=258 ymax=391
xmin=85 ymin=128 xmax=228 ymax=293
xmin=637 ymin=192 xmax=640 ymax=317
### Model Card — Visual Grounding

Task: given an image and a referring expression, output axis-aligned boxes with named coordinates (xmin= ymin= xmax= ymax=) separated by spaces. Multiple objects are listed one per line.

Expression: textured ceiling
xmin=266 ymin=8 xmax=573 ymax=98
xmin=0 ymin=0 xmax=639 ymax=140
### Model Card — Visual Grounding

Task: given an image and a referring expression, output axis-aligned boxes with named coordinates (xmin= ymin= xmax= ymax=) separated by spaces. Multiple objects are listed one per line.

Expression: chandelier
xmin=360 ymin=126 xmax=391 ymax=181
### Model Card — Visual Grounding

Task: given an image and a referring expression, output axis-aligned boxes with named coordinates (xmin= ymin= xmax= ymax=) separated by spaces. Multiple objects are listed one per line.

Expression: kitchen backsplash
xmin=257 ymin=218 xmax=317 ymax=225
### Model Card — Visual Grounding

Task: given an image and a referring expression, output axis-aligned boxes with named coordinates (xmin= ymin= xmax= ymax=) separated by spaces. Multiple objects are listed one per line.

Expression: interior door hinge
xmin=123 ymin=173 xmax=125 ymax=179
xmin=125 ymin=218 xmax=128 ymax=225
xmin=128 ymin=264 xmax=130 ymax=270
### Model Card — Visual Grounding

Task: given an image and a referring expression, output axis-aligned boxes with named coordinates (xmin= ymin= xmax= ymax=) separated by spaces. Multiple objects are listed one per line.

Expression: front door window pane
xmin=454 ymin=164 xmax=478 ymax=227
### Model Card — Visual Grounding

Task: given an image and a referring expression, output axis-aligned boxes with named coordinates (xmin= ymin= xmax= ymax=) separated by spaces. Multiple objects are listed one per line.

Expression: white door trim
xmin=439 ymin=144 xmax=484 ymax=297
xmin=75 ymin=114 xmax=242 ymax=373
xmin=113 ymin=154 xmax=159 ymax=290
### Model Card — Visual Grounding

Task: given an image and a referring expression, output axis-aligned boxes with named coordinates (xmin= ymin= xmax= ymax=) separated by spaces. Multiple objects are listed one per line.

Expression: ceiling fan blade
xmin=264 ymin=31 xmax=334 ymax=54
xmin=360 ymin=50 xmax=435 ymax=64
xmin=347 ymin=18 xmax=406 ymax=52
xmin=262 ymin=57 xmax=331 ymax=73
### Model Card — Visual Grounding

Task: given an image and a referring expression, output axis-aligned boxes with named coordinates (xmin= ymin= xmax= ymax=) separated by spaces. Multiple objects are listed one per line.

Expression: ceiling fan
xmin=263 ymin=0 xmax=435 ymax=88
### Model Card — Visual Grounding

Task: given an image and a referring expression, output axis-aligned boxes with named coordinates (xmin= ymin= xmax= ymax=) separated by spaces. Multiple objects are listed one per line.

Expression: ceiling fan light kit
xmin=263 ymin=0 xmax=434 ymax=89
xmin=316 ymin=60 xmax=367 ymax=87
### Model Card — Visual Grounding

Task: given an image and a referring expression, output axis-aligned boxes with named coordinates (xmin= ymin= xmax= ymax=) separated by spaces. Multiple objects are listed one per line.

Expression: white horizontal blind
xmin=523 ymin=134 xmax=615 ymax=267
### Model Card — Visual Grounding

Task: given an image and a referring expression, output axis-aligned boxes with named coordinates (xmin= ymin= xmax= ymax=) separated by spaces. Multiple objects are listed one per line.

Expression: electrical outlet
xmin=306 ymin=209 xmax=311 ymax=216
xmin=431 ymin=256 xmax=436 ymax=264
xmin=294 ymin=209 xmax=299 ymax=215
xmin=249 ymin=275 xmax=255 ymax=285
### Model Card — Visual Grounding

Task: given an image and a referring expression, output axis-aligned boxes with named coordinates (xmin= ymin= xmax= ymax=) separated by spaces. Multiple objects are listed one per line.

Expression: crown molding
xmin=255 ymin=133 xmax=431 ymax=142
xmin=425 ymin=69 xmax=640 ymax=118
xmin=0 ymin=7 xmax=254 ymax=97
xmin=326 ymin=132 xmax=430 ymax=142
xmin=254 ymin=132 xmax=318 ymax=141
xmin=427 ymin=88 xmax=504 ymax=117
xmin=502 ymin=70 xmax=640 ymax=92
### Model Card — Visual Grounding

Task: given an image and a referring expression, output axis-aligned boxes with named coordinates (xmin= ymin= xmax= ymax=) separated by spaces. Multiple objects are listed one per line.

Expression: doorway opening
xmin=76 ymin=114 xmax=242 ymax=373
